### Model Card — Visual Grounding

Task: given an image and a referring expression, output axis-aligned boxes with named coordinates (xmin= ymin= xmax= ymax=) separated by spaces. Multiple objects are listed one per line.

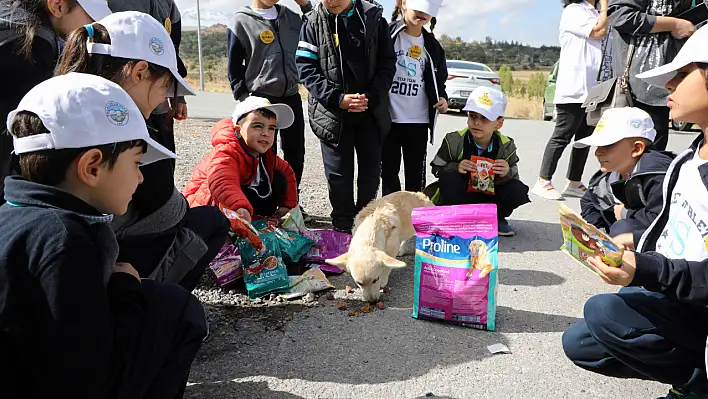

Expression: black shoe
xmin=498 ymin=218 xmax=516 ymax=237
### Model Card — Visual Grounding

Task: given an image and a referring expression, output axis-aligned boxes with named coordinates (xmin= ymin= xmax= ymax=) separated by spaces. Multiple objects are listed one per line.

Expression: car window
xmin=446 ymin=61 xmax=491 ymax=72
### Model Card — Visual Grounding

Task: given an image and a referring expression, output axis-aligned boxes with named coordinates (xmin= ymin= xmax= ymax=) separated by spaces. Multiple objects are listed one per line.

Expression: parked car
xmin=542 ymin=61 xmax=559 ymax=121
xmin=446 ymin=60 xmax=501 ymax=110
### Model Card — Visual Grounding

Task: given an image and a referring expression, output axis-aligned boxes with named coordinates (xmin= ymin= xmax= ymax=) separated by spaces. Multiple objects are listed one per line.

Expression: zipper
xmin=271 ymin=17 xmax=290 ymax=98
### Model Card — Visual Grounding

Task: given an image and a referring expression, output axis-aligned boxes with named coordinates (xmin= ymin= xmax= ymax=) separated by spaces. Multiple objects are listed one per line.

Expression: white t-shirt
xmin=252 ymin=6 xmax=278 ymax=20
xmin=554 ymin=1 xmax=603 ymax=104
xmin=389 ymin=32 xmax=429 ymax=124
xmin=654 ymin=150 xmax=708 ymax=261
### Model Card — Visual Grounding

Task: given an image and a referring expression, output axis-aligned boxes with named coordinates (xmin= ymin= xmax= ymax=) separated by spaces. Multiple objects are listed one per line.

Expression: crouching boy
xmin=424 ymin=87 xmax=530 ymax=236
xmin=0 ymin=73 xmax=207 ymax=397
xmin=183 ymin=96 xmax=299 ymax=226
xmin=577 ymin=107 xmax=674 ymax=249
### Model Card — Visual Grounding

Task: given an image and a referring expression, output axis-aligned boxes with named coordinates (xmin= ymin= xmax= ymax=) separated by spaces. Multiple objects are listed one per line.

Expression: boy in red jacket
xmin=183 ymin=97 xmax=298 ymax=228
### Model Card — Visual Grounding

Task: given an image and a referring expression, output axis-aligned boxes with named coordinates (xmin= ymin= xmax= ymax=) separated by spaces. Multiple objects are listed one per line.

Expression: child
xmin=56 ymin=11 xmax=230 ymax=292
xmin=562 ymin=25 xmax=708 ymax=399
xmin=297 ymin=0 xmax=396 ymax=233
xmin=425 ymin=87 xmax=530 ymax=236
xmin=183 ymin=96 xmax=299 ymax=227
xmin=0 ymin=73 xmax=206 ymax=397
xmin=578 ymin=107 xmax=674 ymax=249
xmin=381 ymin=0 xmax=448 ymax=196
xmin=228 ymin=0 xmax=312 ymax=211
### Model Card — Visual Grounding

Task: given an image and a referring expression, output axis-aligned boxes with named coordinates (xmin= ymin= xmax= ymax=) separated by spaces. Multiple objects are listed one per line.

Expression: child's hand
xmin=614 ymin=204 xmax=624 ymax=220
xmin=458 ymin=159 xmax=475 ymax=174
xmin=274 ymin=206 xmax=291 ymax=218
xmin=114 ymin=262 xmax=141 ymax=281
xmin=433 ymin=97 xmax=448 ymax=113
xmin=613 ymin=232 xmax=635 ymax=250
xmin=588 ymin=251 xmax=636 ymax=287
xmin=173 ymin=102 xmax=188 ymax=121
xmin=493 ymin=159 xmax=509 ymax=176
xmin=340 ymin=94 xmax=368 ymax=112
xmin=236 ymin=208 xmax=252 ymax=223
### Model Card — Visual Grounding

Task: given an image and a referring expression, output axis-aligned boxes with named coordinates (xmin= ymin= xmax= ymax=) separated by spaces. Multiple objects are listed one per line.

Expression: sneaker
xmin=562 ymin=181 xmax=588 ymax=198
xmin=498 ymin=218 xmax=516 ymax=237
xmin=658 ymin=386 xmax=708 ymax=399
xmin=531 ymin=180 xmax=564 ymax=200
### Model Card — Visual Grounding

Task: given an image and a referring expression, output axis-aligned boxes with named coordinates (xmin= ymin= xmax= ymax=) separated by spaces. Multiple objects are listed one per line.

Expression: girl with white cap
xmin=382 ymin=0 xmax=448 ymax=196
xmin=55 ymin=11 xmax=231 ymax=293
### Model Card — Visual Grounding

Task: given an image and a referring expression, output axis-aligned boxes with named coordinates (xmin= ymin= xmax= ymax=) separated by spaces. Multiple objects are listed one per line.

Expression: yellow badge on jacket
xmin=260 ymin=29 xmax=275 ymax=44
xmin=332 ymin=33 xmax=339 ymax=48
xmin=164 ymin=17 xmax=172 ymax=35
xmin=409 ymin=45 xmax=422 ymax=59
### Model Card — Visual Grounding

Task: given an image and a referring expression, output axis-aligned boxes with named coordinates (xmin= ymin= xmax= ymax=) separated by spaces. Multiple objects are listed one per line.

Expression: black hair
xmin=236 ymin=108 xmax=278 ymax=126
xmin=14 ymin=0 xmax=79 ymax=60
xmin=10 ymin=111 xmax=146 ymax=186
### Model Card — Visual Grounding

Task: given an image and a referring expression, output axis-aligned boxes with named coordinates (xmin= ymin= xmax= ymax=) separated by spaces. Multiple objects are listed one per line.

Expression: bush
xmin=527 ymin=72 xmax=547 ymax=99
xmin=498 ymin=64 xmax=514 ymax=95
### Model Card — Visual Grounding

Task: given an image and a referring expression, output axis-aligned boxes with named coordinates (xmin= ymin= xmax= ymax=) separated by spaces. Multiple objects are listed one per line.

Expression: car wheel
xmin=672 ymin=120 xmax=692 ymax=131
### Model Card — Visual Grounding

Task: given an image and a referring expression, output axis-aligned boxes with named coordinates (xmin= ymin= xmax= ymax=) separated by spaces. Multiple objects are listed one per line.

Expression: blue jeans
xmin=562 ymin=287 xmax=708 ymax=392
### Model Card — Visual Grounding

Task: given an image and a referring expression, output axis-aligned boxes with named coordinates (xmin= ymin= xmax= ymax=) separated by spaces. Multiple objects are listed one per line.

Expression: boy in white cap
xmin=183 ymin=96 xmax=299 ymax=230
xmin=425 ymin=86 xmax=530 ymax=236
xmin=563 ymin=26 xmax=708 ymax=399
xmin=0 ymin=73 xmax=207 ymax=397
xmin=577 ymin=107 xmax=674 ymax=250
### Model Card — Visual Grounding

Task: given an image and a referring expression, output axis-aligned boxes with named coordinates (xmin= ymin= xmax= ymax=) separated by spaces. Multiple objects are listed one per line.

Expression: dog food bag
xmin=467 ymin=156 xmax=495 ymax=195
xmin=281 ymin=206 xmax=307 ymax=234
xmin=302 ymin=229 xmax=352 ymax=264
xmin=221 ymin=206 xmax=263 ymax=251
xmin=412 ymin=204 xmax=499 ymax=331
xmin=252 ymin=219 xmax=315 ymax=264
xmin=284 ymin=267 xmax=335 ymax=300
xmin=209 ymin=243 xmax=243 ymax=287
xmin=237 ymin=232 xmax=290 ymax=298
xmin=558 ymin=204 xmax=624 ymax=270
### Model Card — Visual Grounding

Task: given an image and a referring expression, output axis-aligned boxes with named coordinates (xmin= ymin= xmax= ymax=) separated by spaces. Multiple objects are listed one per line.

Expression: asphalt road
xmin=183 ymin=92 xmax=700 ymax=399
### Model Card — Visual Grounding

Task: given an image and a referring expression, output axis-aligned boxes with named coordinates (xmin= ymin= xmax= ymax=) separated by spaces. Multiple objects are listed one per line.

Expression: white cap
xmin=88 ymin=11 xmax=195 ymax=97
xmin=232 ymin=96 xmax=295 ymax=130
xmin=574 ymin=107 xmax=656 ymax=148
xmin=406 ymin=0 xmax=443 ymax=17
xmin=7 ymin=73 xmax=176 ymax=166
xmin=462 ymin=86 xmax=507 ymax=120
xmin=637 ymin=24 xmax=708 ymax=88
xmin=78 ymin=0 xmax=112 ymax=22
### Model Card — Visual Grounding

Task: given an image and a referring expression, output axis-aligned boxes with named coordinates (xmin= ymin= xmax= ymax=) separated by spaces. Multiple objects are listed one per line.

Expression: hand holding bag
xmin=582 ymin=37 xmax=636 ymax=126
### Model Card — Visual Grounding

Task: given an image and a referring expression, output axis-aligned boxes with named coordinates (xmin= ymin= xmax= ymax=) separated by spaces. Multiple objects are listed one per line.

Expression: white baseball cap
xmin=574 ymin=107 xmax=656 ymax=148
xmin=463 ymin=86 xmax=507 ymax=121
xmin=87 ymin=11 xmax=195 ymax=97
xmin=232 ymin=96 xmax=295 ymax=130
xmin=7 ymin=73 xmax=176 ymax=166
xmin=406 ymin=0 xmax=443 ymax=17
xmin=637 ymin=25 xmax=708 ymax=88
xmin=78 ymin=0 xmax=112 ymax=22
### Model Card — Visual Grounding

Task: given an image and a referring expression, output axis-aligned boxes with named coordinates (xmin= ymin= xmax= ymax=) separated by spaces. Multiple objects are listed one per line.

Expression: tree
xmin=527 ymin=72 xmax=547 ymax=99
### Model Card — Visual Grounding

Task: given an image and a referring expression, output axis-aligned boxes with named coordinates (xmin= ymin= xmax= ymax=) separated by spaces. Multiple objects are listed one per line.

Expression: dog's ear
xmin=382 ymin=207 xmax=401 ymax=231
xmin=376 ymin=250 xmax=407 ymax=268
xmin=325 ymin=253 xmax=350 ymax=270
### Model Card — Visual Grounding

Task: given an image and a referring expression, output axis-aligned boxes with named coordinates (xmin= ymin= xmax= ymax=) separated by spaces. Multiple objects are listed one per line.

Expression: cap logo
xmin=630 ymin=119 xmax=642 ymax=129
xmin=478 ymin=92 xmax=493 ymax=107
xmin=149 ymin=37 xmax=164 ymax=56
xmin=595 ymin=119 xmax=606 ymax=132
xmin=105 ymin=101 xmax=129 ymax=126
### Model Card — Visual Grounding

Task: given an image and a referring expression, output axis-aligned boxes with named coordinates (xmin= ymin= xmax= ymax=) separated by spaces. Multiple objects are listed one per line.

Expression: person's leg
xmin=178 ymin=206 xmax=230 ymax=291
xmin=637 ymin=102 xmax=670 ymax=151
xmin=117 ymin=233 xmax=177 ymax=279
xmin=111 ymin=280 xmax=207 ymax=399
xmin=277 ymin=95 xmax=306 ymax=188
xmin=381 ymin=123 xmax=404 ymax=196
xmin=437 ymin=169 xmax=484 ymax=206
xmin=494 ymin=179 xmax=530 ymax=219
xmin=562 ymin=287 xmax=708 ymax=392
xmin=401 ymin=123 xmax=430 ymax=193
xmin=321 ymin=130 xmax=356 ymax=231
xmin=354 ymin=115 xmax=383 ymax=213
xmin=242 ymin=179 xmax=281 ymax=219
xmin=566 ymin=111 xmax=592 ymax=183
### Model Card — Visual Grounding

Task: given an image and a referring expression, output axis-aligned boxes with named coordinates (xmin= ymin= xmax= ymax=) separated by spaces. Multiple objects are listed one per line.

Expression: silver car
xmin=446 ymin=60 xmax=502 ymax=110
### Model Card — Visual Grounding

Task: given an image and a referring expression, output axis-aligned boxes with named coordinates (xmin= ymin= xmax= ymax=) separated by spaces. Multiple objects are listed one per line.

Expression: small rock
xmin=276 ymin=296 xmax=284 ymax=303
xmin=376 ymin=301 xmax=385 ymax=310
xmin=303 ymin=293 xmax=316 ymax=303
xmin=425 ymin=393 xmax=435 ymax=397
xmin=345 ymin=285 xmax=352 ymax=294
xmin=228 ymin=290 xmax=236 ymax=295
xmin=269 ymin=293 xmax=277 ymax=301
xmin=252 ymin=297 xmax=263 ymax=304
xmin=325 ymin=292 xmax=335 ymax=300
xmin=336 ymin=301 xmax=347 ymax=311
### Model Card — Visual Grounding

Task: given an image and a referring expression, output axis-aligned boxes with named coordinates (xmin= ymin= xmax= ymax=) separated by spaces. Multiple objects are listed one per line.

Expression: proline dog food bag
xmin=412 ymin=204 xmax=499 ymax=331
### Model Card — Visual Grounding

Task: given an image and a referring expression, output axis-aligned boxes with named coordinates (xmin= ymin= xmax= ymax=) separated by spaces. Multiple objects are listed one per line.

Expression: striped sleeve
xmin=296 ymin=41 xmax=319 ymax=60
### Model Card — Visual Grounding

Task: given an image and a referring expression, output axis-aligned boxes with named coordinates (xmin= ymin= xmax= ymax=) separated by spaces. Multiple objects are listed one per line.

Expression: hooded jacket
xmin=182 ymin=118 xmax=298 ymax=226
xmin=227 ymin=3 xmax=312 ymax=100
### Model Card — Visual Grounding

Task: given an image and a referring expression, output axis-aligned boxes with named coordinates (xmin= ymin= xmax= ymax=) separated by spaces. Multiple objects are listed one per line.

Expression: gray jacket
xmin=608 ymin=0 xmax=693 ymax=106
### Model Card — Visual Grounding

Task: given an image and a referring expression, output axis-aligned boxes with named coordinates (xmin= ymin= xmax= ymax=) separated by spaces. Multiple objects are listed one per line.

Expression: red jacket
xmin=182 ymin=118 xmax=298 ymax=222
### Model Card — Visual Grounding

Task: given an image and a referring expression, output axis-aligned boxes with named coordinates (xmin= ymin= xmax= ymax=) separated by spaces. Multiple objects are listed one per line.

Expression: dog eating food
xmin=412 ymin=204 xmax=499 ymax=331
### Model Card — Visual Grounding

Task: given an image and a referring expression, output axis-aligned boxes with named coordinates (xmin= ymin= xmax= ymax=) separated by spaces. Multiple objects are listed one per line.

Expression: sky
xmin=175 ymin=0 xmax=563 ymax=47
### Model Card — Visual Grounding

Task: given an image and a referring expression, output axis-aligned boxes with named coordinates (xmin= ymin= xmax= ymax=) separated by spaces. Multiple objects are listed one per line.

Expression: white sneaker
xmin=531 ymin=180 xmax=563 ymax=200
xmin=562 ymin=182 xmax=588 ymax=198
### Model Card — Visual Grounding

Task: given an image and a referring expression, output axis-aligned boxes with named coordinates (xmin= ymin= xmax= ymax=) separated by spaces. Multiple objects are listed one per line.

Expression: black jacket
xmin=581 ymin=150 xmax=674 ymax=244
xmin=389 ymin=20 xmax=448 ymax=143
xmin=297 ymin=0 xmax=396 ymax=146
xmin=0 ymin=177 xmax=144 ymax=397
xmin=633 ymin=136 xmax=708 ymax=305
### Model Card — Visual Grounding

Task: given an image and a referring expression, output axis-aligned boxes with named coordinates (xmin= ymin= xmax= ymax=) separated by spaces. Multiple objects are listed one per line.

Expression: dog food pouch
xmin=412 ymin=204 xmax=499 ymax=331
xmin=209 ymin=243 xmax=244 ymax=287
xmin=237 ymin=232 xmax=290 ymax=299
xmin=467 ymin=156 xmax=495 ymax=195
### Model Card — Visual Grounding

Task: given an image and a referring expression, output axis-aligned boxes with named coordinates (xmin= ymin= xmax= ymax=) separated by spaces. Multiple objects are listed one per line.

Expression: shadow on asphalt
xmin=187 ymin=380 xmax=305 ymax=398
xmin=499 ymin=269 xmax=566 ymax=287
xmin=501 ymin=219 xmax=563 ymax=252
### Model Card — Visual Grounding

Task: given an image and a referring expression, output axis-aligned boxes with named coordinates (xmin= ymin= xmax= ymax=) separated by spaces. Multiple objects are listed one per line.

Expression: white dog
xmin=326 ymin=191 xmax=434 ymax=303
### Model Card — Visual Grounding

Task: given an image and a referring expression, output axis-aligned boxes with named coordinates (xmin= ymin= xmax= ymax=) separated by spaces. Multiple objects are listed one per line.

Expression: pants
xmin=118 ymin=206 xmax=230 ymax=292
xmin=321 ymin=114 xmax=382 ymax=231
xmin=539 ymin=103 xmax=593 ymax=182
xmin=243 ymin=170 xmax=288 ymax=218
xmin=381 ymin=122 xmax=428 ymax=195
xmin=110 ymin=279 xmax=207 ymax=399
xmin=562 ymin=287 xmax=708 ymax=392
xmin=636 ymin=102 xmax=670 ymax=151
xmin=437 ymin=169 xmax=530 ymax=218
xmin=257 ymin=93 xmax=305 ymax=189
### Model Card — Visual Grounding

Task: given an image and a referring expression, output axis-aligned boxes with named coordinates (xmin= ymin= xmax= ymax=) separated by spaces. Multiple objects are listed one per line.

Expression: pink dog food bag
xmin=412 ymin=204 xmax=499 ymax=331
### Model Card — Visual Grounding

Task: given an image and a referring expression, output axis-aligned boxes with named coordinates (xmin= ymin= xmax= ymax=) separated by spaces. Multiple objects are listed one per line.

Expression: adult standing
xmin=607 ymin=0 xmax=695 ymax=152
xmin=532 ymin=0 xmax=610 ymax=200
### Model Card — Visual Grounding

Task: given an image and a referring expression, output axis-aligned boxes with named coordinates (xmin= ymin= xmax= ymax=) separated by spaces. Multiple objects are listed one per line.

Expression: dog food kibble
xmin=376 ymin=301 xmax=385 ymax=310
xmin=348 ymin=310 xmax=356 ymax=317
xmin=345 ymin=285 xmax=352 ymax=294
xmin=336 ymin=301 xmax=347 ymax=311
xmin=382 ymin=287 xmax=391 ymax=294
xmin=361 ymin=304 xmax=372 ymax=313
